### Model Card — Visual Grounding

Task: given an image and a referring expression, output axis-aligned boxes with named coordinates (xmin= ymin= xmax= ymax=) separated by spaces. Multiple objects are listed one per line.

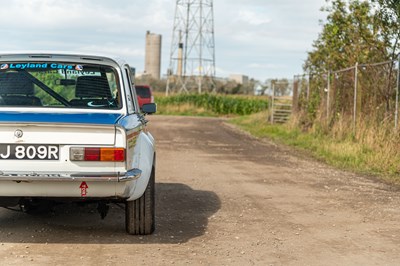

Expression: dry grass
xmin=231 ymin=111 xmax=400 ymax=183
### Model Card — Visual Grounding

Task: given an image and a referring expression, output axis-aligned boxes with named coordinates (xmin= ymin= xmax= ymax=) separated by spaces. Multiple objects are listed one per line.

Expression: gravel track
xmin=0 ymin=115 xmax=399 ymax=265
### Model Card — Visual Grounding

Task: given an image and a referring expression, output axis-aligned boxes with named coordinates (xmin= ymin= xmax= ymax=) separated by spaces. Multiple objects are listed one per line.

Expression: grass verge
xmin=230 ymin=112 xmax=400 ymax=184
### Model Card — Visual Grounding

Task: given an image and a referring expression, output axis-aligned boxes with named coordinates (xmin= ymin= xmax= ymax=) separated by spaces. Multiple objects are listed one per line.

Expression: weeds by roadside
xmin=230 ymin=112 xmax=400 ymax=184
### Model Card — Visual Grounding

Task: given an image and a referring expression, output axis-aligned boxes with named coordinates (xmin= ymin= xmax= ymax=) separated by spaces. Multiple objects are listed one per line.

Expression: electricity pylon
xmin=166 ymin=0 xmax=216 ymax=95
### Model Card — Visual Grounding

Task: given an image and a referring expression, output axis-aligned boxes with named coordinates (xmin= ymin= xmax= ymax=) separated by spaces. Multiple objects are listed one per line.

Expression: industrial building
xmin=229 ymin=74 xmax=249 ymax=85
xmin=144 ymin=31 xmax=162 ymax=80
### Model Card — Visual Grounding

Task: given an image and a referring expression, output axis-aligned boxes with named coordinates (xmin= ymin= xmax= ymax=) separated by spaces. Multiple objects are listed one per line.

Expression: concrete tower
xmin=145 ymin=31 xmax=162 ymax=80
xmin=166 ymin=0 xmax=216 ymax=94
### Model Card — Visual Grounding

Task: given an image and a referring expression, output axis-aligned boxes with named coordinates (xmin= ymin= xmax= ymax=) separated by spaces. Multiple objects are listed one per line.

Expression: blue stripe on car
xmin=0 ymin=112 xmax=123 ymax=125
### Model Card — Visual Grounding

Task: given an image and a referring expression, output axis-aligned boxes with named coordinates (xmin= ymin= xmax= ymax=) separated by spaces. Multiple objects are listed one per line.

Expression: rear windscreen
xmin=0 ymin=62 xmax=121 ymax=109
xmin=135 ymin=86 xmax=151 ymax=98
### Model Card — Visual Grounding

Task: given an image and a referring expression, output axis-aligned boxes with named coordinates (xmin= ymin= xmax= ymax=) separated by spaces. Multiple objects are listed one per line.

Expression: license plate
xmin=0 ymin=144 xmax=59 ymax=160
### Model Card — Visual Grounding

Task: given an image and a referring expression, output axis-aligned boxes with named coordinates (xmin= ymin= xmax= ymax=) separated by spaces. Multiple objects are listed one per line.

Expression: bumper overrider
xmin=0 ymin=168 xmax=141 ymax=182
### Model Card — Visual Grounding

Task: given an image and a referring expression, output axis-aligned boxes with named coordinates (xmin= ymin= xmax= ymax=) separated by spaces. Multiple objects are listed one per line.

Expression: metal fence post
xmin=270 ymin=83 xmax=275 ymax=124
xmin=327 ymin=71 xmax=331 ymax=119
xmin=353 ymin=63 xmax=358 ymax=132
xmin=307 ymin=74 xmax=310 ymax=102
xmin=292 ymin=75 xmax=298 ymax=114
xmin=396 ymin=55 xmax=400 ymax=130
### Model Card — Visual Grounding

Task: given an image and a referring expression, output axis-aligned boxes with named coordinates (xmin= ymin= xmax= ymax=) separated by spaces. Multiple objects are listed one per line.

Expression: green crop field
xmin=154 ymin=93 xmax=269 ymax=116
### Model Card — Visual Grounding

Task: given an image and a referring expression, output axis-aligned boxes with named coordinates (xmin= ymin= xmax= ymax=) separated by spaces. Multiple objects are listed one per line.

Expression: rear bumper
xmin=0 ymin=168 xmax=141 ymax=182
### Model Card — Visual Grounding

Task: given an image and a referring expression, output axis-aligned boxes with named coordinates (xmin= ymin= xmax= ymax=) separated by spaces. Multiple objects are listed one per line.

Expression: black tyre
xmin=125 ymin=166 xmax=155 ymax=235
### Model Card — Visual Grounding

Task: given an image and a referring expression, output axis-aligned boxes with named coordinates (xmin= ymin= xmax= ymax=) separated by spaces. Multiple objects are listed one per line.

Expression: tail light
xmin=70 ymin=147 xmax=125 ymax=162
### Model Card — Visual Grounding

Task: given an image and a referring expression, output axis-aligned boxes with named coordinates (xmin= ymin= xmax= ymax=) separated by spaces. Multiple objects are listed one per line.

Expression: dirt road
xmin=0 ymin=115 xmax=399 ymax=265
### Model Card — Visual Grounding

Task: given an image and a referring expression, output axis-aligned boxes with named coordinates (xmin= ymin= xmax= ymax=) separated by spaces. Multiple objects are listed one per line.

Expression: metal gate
xmin=270 ymin=83 xmax=292 ymax=124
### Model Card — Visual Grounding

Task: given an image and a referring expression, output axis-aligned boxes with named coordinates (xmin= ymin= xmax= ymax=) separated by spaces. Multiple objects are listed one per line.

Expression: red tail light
xmin=84 ymin=148 xmax=100 ymax=161
xmin=70 ymin=147 xmax=125 ymax=162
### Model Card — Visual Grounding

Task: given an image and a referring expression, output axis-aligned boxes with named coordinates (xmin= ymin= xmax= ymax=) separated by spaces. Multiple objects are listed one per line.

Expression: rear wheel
xmin=125 ymin=166 xmax=155 ymax=235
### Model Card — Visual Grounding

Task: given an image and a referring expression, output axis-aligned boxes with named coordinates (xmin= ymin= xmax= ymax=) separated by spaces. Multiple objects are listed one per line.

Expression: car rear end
xmin=0 ymin=54 xmax=134 ymax=200
xmin=0 ymin=113 xmax=138 ymax=199
xmin=0 ymin=53 xmax=156 ymax=235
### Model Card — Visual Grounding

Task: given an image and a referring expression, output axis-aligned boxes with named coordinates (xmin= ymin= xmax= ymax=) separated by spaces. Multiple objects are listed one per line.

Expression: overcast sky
xmin=0 ymin=0 xmax=327 ymax=81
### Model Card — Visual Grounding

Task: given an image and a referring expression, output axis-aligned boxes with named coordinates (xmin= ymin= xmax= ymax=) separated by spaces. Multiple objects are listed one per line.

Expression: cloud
xmin=0 ymin=0 xmax=171 ymax=33
xmin=76 ymin=44 xmax=145 ymax=58
xmin=247 ymin=63 xmax=284 ymax=70
xmin=0 ymin=0 xmax=327 ymax=80
xmin=237 ymin=10 xmax=271 ymax=26
xmin=0 ymin=0 xmax=172 ymax=68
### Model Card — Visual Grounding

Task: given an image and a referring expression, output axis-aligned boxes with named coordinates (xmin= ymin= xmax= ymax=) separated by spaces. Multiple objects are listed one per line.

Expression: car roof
xmin=0 ymin=51 xmax=127 ymax=68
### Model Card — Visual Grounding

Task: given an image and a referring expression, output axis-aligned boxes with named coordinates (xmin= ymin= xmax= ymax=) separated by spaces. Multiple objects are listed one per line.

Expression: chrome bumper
xmin=0 ymin=168 xmax=141 ymax=182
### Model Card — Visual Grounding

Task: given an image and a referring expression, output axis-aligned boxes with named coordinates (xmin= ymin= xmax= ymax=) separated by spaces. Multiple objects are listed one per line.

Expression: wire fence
xmin=292 ymin=58 xmax=400 ymax=132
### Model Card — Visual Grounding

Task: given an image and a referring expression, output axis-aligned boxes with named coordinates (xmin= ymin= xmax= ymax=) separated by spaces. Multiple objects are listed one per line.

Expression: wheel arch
xmin=126 ymin=132 xmax=155 ymax=201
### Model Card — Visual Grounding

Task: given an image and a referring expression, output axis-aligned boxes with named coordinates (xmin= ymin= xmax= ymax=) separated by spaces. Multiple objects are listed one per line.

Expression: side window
xmin=124 ymin=66 xmax=136 ymax=113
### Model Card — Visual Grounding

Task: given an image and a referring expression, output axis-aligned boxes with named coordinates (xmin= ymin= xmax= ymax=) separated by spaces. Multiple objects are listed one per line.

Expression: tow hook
xmin=97 ymin=202 xmax=109 ymax=219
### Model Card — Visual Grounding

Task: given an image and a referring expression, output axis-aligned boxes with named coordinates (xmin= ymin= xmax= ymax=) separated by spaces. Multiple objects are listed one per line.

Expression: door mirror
xmin=141 ymin=103 xmax=157 ymax=114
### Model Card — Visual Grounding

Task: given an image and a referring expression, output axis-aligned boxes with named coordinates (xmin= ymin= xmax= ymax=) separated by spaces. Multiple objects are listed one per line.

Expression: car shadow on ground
xmin=0 ymin=183 xmax=221 ymax=244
